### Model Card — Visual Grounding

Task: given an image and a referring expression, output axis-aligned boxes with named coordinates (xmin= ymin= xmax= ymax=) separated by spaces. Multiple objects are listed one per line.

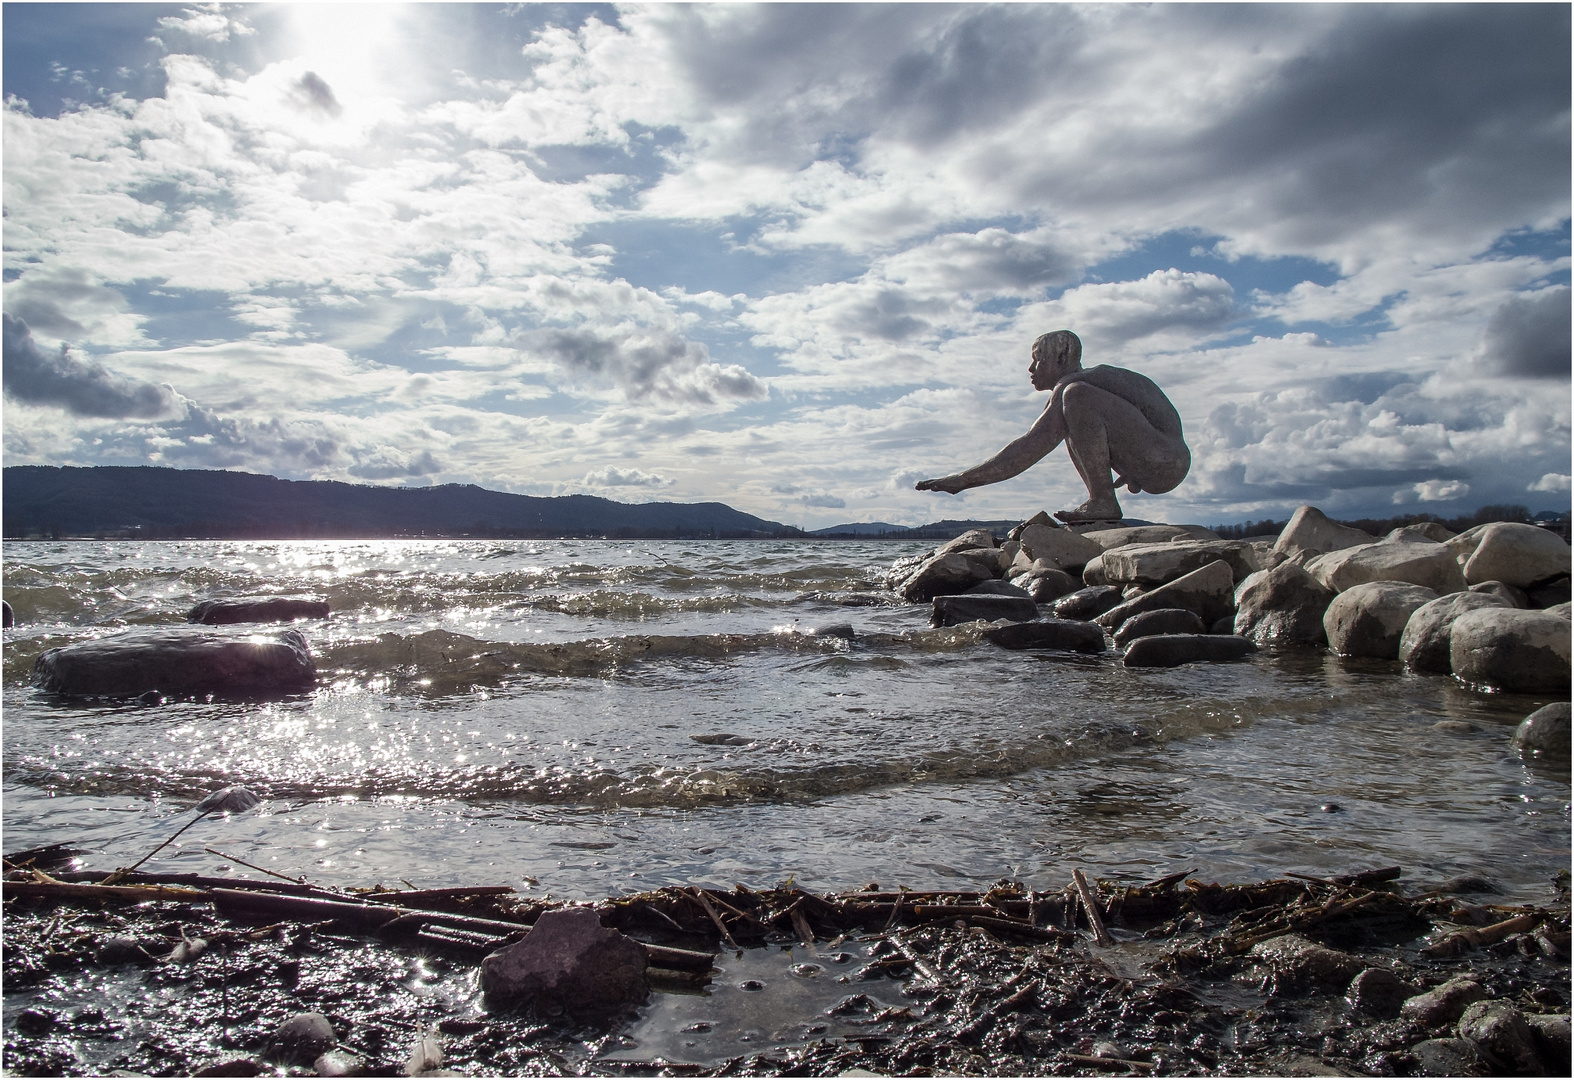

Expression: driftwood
xmin=1073 ymin=868 xmax=1114 ymax=947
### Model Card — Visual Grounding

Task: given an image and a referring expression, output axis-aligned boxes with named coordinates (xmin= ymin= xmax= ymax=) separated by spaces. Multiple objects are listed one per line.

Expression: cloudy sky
xmin=3 ymin=2 xmax=1569 ymax=529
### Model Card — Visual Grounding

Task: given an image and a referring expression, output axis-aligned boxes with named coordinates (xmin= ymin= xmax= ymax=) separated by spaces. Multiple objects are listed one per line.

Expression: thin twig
xmin=688 ymin=887 xmax=739 ymax=949
xmin=101 ymin=812 xmax=211 ymax=885
xmin=205 ymin=847 xmax=308 ymax=885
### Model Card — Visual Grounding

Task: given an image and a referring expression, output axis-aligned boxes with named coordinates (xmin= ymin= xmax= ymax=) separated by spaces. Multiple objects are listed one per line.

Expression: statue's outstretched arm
xmin=916 ymin=398 xmax=1065 ymax=494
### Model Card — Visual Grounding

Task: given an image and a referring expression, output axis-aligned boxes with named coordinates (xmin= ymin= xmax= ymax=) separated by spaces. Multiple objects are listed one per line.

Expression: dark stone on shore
xmin=1457 ymin=1000 xmax=1544 ymax=1074
xmin=1436 ymin=875 xmax=1499 ymax=895
xmin=481 ymin=907 xmax=648 ymax=1017
xmin=1528 ymin=575 xmax=1572 ymax=609
xmin=1053 ymin=585 xmax=1123 ymax=620
xmin=1112 ymin=608 xmax=1205 ymax=649
xmin=1527 ymin=1014 xmax=1571 ymax=1076
xmin=1511 ymin=702 xmax=1571 ymax=758
xmin=272 ymin=1012 xmax=335 ymax=1065
xmin=32 ymin=627 xmax=316 ymax=698
xmin=931 ymin=594 xmax=1039 ymax=627
xmin=982 ymin=619 xmax=1106 ymax=653
xmin=964 ymin=579 xmax=1033 ymax=598
xmin=2 ymin=599 xmax=12 ymax=628
xmin=1348 ymin=967 xmax=1416 ymax=1018
xmin=1249 ymin=933 xmax=1360 ymax=986
xmin=1095 ymin=560 xmax=1236 ymax=632
xmin=1123 ymin=633 xmax=1255 ymax=668
xmin=1402 ymin=976 xmax=1487 ymax=1027
xmin=188 ymin=596 xmax=330 ymax=624
xmin=1209 ymin=615 xmax=1235 ymax=634
xmin=1410 ymin=1038 xmax=1485 ymax=1077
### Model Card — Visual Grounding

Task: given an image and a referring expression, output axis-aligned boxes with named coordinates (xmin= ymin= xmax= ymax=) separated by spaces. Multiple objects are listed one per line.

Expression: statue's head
xmin=1029 ymin=330 xmax=1082 ymax=390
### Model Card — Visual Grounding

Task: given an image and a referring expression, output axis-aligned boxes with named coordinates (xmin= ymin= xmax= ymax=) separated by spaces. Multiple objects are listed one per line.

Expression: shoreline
xmin=3 ymin=865 xmax=1569 ymax=1077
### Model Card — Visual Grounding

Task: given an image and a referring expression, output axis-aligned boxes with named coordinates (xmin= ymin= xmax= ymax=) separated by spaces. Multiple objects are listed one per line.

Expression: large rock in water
xmin=1100 ymin=540 xmax=1258 ymax=587
xmin=1323 ymin=582 xmax=1438 ymax=659
xmin=1272 ymin=506 xmax=1375 ymax=559
xmin=1449 ymin=608 xmax=1572 ymax=693
xmin=1454 ymin=521 xmax=1572 ymax=589
xmin=481 ymin=907 xmax=647 ymax=1016
xmin=1124 ymin=634 xmax=1256 ymax=668
xmin=1398 ymin=592 xmax=1512 ymax=674
xmin=1094 ymin=560 xmax=1236 ymax=632
xmin=1511 ymin=702 xmax=1571 ymax=758
xmin=32 ymin=627 xmax=316 ymax=697
xmin=1233 ymin=562 xmax=1336 ymax=645
xmin=189 ymin=596 xmax=330 ymax=624
xmin=932 ymin=594 xmax=1039 ymax=627
xmin=982 ymin=619 xmax=1105 ymax=653
xmin=1111 ymin=608 xmax=1205 ymax=649
xmin=898 ymin=551 xmax=998 ymax=602
xmin=1306 ymin=541 xmax=1466 ymax=595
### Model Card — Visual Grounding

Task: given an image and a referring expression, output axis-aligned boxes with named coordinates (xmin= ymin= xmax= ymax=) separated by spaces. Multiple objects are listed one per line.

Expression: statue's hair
xmin=1032 ymin=330 xmax=1082 ymax=369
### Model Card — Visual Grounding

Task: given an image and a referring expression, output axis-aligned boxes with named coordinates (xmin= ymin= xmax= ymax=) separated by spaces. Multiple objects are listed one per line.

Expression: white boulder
xmin=1306 ymin=541 xmax=1466 ymax=595
xmin=1398 ymin=592 xmax=1512 ymax=674
xmin=1324 ymin=582 xmax=1438 ymax=659
xmin=1449 ymin=608 xmax=1572 ymax=693
xmin=1272 ymin=506 xmax=1375 ymax=559
xmin=1459 ymin=522 xmax=1571 ymax=589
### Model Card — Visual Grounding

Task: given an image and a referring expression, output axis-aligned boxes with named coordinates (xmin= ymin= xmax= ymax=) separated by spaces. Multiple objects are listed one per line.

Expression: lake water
xmin=2 ymin=539 xmax=1568 ymax=904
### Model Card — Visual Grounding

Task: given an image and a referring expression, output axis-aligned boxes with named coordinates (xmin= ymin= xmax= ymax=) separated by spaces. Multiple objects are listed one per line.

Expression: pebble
xmin=1347 ymin=967 xmax=1415 ymax=1018
xmin=1458 ymin=1000 xmax=1544 ymax=1074
xmin=272 ymin=1011 xmax=335 ymax=1064
xmin=1401 ymin=976 xmax=1486 ymax=1027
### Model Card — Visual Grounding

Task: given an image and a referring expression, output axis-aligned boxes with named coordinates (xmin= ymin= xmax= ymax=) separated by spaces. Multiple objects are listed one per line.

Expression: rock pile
xmin=885 ymin=504 xmax=1571 ymax=689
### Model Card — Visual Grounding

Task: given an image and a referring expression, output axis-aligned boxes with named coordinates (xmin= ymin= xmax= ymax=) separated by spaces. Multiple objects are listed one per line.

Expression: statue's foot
xmin=1055 ymin=498 xmax=1122 ymax=525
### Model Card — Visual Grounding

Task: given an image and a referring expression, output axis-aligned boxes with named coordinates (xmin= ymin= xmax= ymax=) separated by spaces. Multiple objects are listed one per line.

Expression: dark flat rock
xmin=32 ymin=627 xmax=316 ymax=698
xmin=931 ymin=594 xmax=1039 ymax=627
xmin=188 ymin=596 xmax=330 ymax=625
xmin=1122 ymin=633 xmax=1256 ymax=668
xmin=1112 ymin=608 xmax=1205 ymax=649
xmin=982 ymin=619 xmax=1106 ymax=653
xmin=1052 ymin=585 xmax=1123 ymax=621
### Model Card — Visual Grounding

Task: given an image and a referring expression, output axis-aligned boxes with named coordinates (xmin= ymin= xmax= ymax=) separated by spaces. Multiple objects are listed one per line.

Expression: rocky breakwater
xmin=30 ymin=593 xmax=329 ymax=700
xmin=887 ymin=505 xmax=1571 ymax=693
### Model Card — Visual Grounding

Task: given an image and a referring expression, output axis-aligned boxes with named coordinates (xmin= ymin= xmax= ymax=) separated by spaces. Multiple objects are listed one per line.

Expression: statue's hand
xmin=916 ymin=476 xmax=965 ymax=494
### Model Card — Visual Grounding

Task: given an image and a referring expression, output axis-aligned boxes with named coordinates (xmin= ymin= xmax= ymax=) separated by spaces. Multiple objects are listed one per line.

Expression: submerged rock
xmin=1510 ymin=702 xmax=1571 ymax=758
xmin=1233 ymin=561 xmax=1336 ymax=646
xmin=32 ymin=627 xmax=316 ymax=698
xmin=1398 ymin=592 xmax=1512 ymax=674
xmin=1323 ymin=581 xmax=1437 ymax=659
xmin=1449 ymin=608 xmax=1572 ymax=693
xmin=188 ymin=596 xmax=330 ymax=624
xmin=981 ymin=618 xmax=1105 ymax=653
xmin=931 ymin=594 xmax=1039 ymax=627
xmin=1122 ymin=633 xmax=1255 ymax=668
xmin=480 ymin=907 xmax=647 ymax=1016
xmin=1410 ymin=1037 xmax=1485 ymax=1077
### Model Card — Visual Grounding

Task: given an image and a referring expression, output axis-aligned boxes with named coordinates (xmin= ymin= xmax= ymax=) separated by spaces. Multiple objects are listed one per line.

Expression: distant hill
xmin=808 ymin=522 xmax=911 ymax=537
xmin=1 ymin=466 xmax=804 ymax=540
